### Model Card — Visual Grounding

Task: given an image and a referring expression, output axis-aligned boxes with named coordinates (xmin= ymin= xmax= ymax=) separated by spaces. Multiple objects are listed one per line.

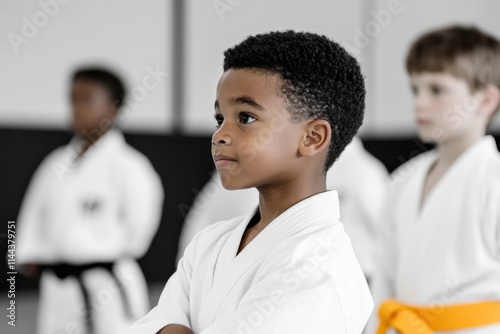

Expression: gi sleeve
xmin=125 ymin=230 xmax=201 ymax=334
xmin=120 ymin=157 xmax=164 ymax=259
xmin=17 ymin=154 xmax=54 ymax=266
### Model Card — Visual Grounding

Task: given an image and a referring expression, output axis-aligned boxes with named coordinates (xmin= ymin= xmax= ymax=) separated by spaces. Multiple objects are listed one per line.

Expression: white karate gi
xmin=127 ymin=191 xmax=373 ymax=334
xmin=370 ymin=136 xmax=500 ymax=334
xmin=177 ymin=172 xmax=259 ymax=262
xmin=178 ymin=137 xmax=388 ymax=277
xmin=17 ymin=129 xmax=164 ymax=334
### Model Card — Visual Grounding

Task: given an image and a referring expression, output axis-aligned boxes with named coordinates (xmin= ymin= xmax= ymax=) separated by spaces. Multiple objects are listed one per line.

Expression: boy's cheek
xmin=238 ymin=142 xmax=258 ymax=162
xmin=269 ymin=116 xmax=286 ymax=132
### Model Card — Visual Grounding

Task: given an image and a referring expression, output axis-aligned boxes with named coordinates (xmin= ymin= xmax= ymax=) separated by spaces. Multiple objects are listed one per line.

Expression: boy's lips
xmin=213 ymin=154 xmax=237 ymax=168
xmin=416 ymin=117 xmax=431 ymax=125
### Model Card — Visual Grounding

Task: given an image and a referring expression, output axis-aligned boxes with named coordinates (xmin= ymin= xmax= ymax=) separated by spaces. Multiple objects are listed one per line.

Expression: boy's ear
xmin=477 ymin=84 xmax=500 ymax=117
xmin=109 ymin=99 xmax=120 ymax=116
xmin=298 ymin=119 xmax=331 ymax=157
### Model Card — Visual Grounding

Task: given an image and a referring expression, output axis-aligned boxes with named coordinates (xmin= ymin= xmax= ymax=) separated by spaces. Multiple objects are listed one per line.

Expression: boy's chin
xmin=218 ymin=173 xmax=254 ymax=191
xmin=417 ymin=134 xmax=435 ymax=144
xmin=417 ymin=129 xmax=441 ymax=144
xmin=220 ymin=181 xmax=253 ymax=191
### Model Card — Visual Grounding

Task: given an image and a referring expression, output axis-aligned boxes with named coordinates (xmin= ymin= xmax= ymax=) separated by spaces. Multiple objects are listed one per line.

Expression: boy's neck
xmin=256 ymin=173 xmax=327 ymax=229
xmin=77 ymin=129 xmax=110 ymax=157
xmin=435 ymin=128 xmax=485 ymax=167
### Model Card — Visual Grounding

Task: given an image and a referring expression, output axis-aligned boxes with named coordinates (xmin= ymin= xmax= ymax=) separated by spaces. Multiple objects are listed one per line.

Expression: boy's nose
xmin=212 ymin=127 xmax=232 ymax=146
xmin=413 ymin=92 xmax=428 ymax=111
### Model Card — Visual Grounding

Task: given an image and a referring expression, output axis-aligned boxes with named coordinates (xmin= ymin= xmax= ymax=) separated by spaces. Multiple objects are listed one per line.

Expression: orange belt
xmin=377 ymin=299 xmax=500 ymax=334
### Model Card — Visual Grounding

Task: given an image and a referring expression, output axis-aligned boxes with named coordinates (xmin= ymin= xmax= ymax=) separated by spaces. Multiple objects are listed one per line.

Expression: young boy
xmin=17 ymin=68 xmax=164 ymax=334
xmin=127 ymin=31 xmax=373 ymax=334
xmin=371 ymin=26 xmax=500 ymax=333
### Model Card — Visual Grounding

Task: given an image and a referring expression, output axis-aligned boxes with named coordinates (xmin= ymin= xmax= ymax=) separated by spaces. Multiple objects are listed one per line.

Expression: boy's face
xmin=71 ymin=79 xmax=117 ymax=135
xmin=212 ymin=69 xmax=306 ymax=190
xmin=410 ymin=72 xmax=482 ymax=143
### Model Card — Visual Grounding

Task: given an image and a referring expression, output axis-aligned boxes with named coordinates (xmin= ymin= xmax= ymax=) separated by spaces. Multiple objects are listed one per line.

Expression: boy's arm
xmin=17 ymin=155 xmax=53 ymax=269
xmin=156 ymin=324 xmax=194 ymax=334
xmin=121 ymin=158 xmax=164 ymax=259
xmin=125 ymin=231 xmax=201 ymax=334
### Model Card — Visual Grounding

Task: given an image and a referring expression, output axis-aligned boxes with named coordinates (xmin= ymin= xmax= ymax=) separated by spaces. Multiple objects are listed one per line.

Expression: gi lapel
xmin=417 ymin=136 xmax=496 ymax=221
xmin=196 ymin=191 xmax=340 ymax=330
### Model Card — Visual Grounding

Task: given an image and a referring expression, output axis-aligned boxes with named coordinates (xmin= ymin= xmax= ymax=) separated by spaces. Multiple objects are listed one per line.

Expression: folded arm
xmin=156 ymin=324 xmax=194 ymax=334
xmin=125 ymin=230 xmax=203 ymax=334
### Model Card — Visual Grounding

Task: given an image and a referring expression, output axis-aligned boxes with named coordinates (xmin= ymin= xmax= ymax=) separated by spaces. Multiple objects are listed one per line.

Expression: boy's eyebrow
xmin=213 ymin=96 xmax=266 ymax=112
xmin=233 ymin=96 xmax=265 ymax=111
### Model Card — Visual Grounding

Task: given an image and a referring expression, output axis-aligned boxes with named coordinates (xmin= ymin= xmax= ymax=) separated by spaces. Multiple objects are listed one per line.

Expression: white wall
xmin=1 ymin=1 xmax=499 ymax=136
xmin=181 ymin=0 xmax=370 ymax=135
xmin=0 ymin=0 xmax=172 ymax=133
xmin=182 ymin=0 xmax=500 ymax=136
xmin=370 ymin=0 xmax=500 ymax=135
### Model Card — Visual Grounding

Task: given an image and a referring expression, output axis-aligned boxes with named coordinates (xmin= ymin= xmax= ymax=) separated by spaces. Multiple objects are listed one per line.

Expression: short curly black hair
xmin=72 ymin=67 xmax=126 ymax=109
xmin=223 ymin=30 xmax=365 ymax=171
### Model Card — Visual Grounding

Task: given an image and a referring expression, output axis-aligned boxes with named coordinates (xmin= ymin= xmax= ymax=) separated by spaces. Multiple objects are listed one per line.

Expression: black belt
xmin=41 ymin=262 xmax=133 ymax=334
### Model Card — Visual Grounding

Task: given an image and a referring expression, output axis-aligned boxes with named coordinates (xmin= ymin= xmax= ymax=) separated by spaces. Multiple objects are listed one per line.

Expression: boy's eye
xmin=430 ymin=85 xmax=443 ymax=96
xmin=214 ymin=114 xmax=223 ymax=128
xmin=239 ymin=113 xmax=256 ymax=124
xmin=410 ymin=85 xmax=418 ymax=96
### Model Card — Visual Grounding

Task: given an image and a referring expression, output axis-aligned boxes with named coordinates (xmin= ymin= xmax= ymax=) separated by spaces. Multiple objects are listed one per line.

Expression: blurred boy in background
xmin=17 ymin=68 xmax=164 ymax=334
xmin=371 ymin=26 xmax=500 ymax=333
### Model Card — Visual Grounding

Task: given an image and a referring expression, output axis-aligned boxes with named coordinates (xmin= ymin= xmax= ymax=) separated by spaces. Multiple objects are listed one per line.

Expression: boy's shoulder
xmin=253 ymin=221 xmax=373 ymax=327
xmin=258 ymin=220 xmax=363 ymax=279
xmin=113 ymin=134 xmax=148 ymax=163
xmin=473 ymin=137 xmax=500 ymax=189
xmin=456 ymin=136 xmax=500 ymax=187
xmin=35 ymin=144 xmax=72 ymax=174
xmin=478 ymin=136 xmax=500 ymax=168
xmin=111 ymin=133 xmax=159 ymax=177
xmin=390 ymin=136 xmax=500 ymax=192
